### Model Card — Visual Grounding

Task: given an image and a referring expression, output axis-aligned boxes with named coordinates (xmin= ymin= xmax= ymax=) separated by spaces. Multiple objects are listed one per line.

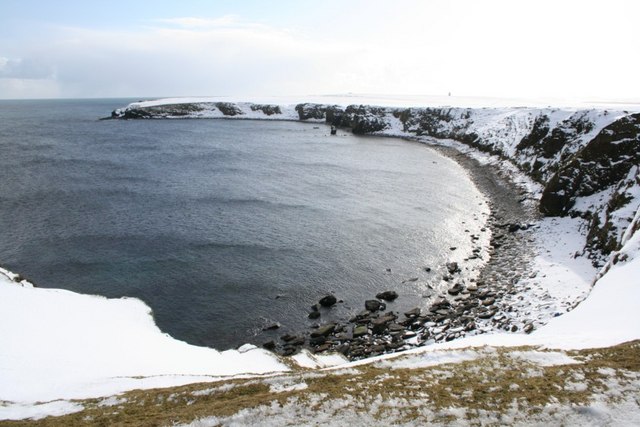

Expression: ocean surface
xmin=0 ymin=99 xmax=486 ymax=349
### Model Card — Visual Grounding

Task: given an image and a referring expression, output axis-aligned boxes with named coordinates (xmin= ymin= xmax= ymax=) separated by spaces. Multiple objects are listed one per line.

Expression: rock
xmin=446 ymin=262 xmax=460 ymax=274
xmin=447 ymin=284 xmax=464 ymax=296
xmin=319 ymin=294 xmax=337 ymax=307
xmin=523 ymin=323 xmax=534 ymax=334
xmin=308 ymin=311 xmax=321 ymax=320
xmin=365 ymin=300 xmax=383 ymax=312
xmin=310 ymin=304 xmax=319 ymax=312
xmin=478 ymin=310 xmax=496 ymax=319
xmin=215 ymin=102 xmax=244 ymax=116
xmin=262 ymin=340 xmax=276 ymax=350
xmin=401 ymin=278 xmax=419 ymax=284
xmin=353 ymin=325 xmax=368 ymax=337
xmin=262 ymin=323 xmax=280 ymax=331
xmin=313 ymin=343 xmax=331 ymax=353
xmin=388 ymin=323 xmax=405 ymax=333
xmin=281 ymin=347 xmax=297 ymax=356
xmin=371 ymin=315 xmax=395 ymax=333
xmin=404 ymin=307 xmax=421 ymax=318
xmin=376 ymin=290 xmax=399 ymax=301
xmin=466 ymin=283 xmax=478 ymax=292
xmin=310 ymin=323 xmax=336 ymax=338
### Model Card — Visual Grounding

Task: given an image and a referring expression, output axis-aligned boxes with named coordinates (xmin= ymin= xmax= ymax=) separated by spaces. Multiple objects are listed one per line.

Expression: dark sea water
xmin=0 ymin=99 xmax=486 ymax=349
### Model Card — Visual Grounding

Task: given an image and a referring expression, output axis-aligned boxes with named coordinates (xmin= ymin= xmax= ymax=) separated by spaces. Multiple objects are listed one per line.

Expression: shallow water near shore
xmin=0 ymin=99 xmax=488 ymax=349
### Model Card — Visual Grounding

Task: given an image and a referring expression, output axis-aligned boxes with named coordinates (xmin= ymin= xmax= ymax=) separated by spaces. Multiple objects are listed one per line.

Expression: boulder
xmin=310 ymin=323 xmax=336 ymax=338
xmin=319 ymin=294 xmax=337 ymax=307
xmin=446 ymin=262 xmax=460 ymax=274
xmin=353 ymin=325 xmax=368 ymax=337
xmin=365 ymin=300 xmax=383 ymax=312
xmin=376 ymin=290 xmax=399 ymax=301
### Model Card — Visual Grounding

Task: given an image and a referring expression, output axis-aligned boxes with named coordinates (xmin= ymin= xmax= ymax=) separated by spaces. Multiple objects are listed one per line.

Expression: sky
xmin=0 ymin=0 xmax=639 ymax=101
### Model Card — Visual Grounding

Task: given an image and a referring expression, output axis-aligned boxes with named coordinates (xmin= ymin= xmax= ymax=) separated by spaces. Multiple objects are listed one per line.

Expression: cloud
xmin=1 ymin=3 xmax=639 ymax=100
xmin=153 ymin=15 xmax=243 ymax=29
xmin=0 ymin=57 xmax=54 ymax=80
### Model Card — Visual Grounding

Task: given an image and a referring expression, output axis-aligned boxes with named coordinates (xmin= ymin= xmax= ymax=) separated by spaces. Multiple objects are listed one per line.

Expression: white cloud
xmin=1 ymin=1 xmax=639 ymax=100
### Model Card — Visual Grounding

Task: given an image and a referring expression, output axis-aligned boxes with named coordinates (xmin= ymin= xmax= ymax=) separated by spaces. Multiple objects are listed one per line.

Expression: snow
xmin=508 ymin=350 xmax=580 ymax=367
xmin=125 ymin=94 xmax=640 ymax=111
xmin=0 ymin=272 xmax=288 ymax=415
xmin=2 ymin=98 xmax=640 ymax=421
xmin=290 ymin=350 xmax=348 ymax=369
xmin=0 ymin=401 xmax=84 ymax=421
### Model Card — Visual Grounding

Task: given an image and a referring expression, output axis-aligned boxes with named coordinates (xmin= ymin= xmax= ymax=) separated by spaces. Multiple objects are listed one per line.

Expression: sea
xmin=0 ymin=98 xmax=487 ymax=349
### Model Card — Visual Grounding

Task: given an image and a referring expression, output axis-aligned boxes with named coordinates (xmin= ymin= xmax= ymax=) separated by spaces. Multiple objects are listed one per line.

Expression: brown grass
xmin=2 ymin=340 xmax=638 ymax=426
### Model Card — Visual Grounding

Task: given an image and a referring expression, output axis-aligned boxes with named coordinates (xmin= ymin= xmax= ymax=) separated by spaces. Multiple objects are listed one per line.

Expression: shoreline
xmin=265 ymin=131 xmax=544 ymax=359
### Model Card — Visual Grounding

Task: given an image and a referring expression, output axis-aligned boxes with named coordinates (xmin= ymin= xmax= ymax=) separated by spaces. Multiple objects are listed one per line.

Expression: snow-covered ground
xmin=1 ymin=97 xmax=639 ymax=422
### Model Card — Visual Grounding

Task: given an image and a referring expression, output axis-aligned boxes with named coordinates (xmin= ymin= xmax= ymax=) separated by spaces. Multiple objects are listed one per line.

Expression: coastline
xmin=268 ymin=131 xmax=571 ymax=359
xmin=1 ymin=98 xmax=638 ymax=420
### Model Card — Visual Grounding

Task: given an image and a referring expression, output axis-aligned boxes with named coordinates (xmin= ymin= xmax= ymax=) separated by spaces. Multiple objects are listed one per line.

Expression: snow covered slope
xmin=0 ymin=97 xmax=637 ymax=421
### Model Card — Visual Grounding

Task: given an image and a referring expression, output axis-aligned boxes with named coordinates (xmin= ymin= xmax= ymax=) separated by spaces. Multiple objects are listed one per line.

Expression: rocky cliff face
xmin=112 ymin=100 xmax=640 ymax=263
xmin=290 ymin=103 xmax=639 ymax=264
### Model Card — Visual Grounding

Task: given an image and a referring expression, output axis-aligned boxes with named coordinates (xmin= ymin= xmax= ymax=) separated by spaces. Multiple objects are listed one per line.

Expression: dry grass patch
xmin=2 ymin=341 xmax=639 ymax=426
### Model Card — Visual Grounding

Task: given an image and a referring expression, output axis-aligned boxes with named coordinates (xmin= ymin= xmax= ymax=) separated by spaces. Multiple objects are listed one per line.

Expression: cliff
xmin=111 ymin=100 xmax=640 ymax=265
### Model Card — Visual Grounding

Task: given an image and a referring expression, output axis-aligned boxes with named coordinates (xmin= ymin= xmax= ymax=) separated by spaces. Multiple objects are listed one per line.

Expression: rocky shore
xmin=110 ymin=99 xmax=640 ymax=361
xmin=263 ymin=145 xmax=539 ymax=360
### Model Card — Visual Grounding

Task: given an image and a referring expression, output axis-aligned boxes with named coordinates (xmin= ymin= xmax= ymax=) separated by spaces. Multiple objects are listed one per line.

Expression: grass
xmin=2 ymin=341 xmax=639 ymax=426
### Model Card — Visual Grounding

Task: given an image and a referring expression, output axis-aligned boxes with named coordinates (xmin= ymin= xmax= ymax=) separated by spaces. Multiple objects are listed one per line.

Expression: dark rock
xmin=262 ymin=340 xmax=276 ymax=350
xmin=310 ymin=323 xmax=336 ymax=338
xmin=446 ymin=262 xmax=460 ymax=274
xmin=308 ymin=311 xmax=321 ymax=320
xmin=388 ymin=323 xmax=405 ymax=333
xmin=313 ymin=343 xmax=331 ymax=353
xmin=376 ymin=290 xmax=399 ymax=301
xmin=281 ymin=334 xmax=300 ymax=343
xmin=447 ymin=284 xmax=464 ymax=296
xmin=262 ymin=323 xmax=280 ymax=331
xmin=365 ymin=300 xmax=383 ymax=312
xmin=309 ymin=335 xmax=327 ymax=345
xmin=523 ymin=323 xmax=534 ymax=334
xmin=281 ymin=347 xmax=297 ymax=356
xmin=215 ymin=102 xmax=244 ymax=116
xmin=319 ymin=294 xmax=337 ymax=307
xmin=404 ymin=307 xmax=421 ymax=318
xmin=250 ymin=104 xmax=282 ymax=116
xmin=353 ymin=325 xmax=368 ymax=337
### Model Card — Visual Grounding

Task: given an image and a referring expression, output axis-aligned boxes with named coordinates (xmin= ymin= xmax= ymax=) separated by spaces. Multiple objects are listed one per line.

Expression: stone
xmin=376 ymin=290 xmax=399 ymax=301
xmin=524 ymin=323 xmax=534 ymax=334
xmin=262 ymin=323 xmax=280 ymax=331
xmin=404 ymin=307 xmax=421 ymax=318
xmin=308 ymin=311 xmax=321 ymax=320
xmin=365 ymin=299 xmax=383 ymax=312
xmin=311 ymin=323 xmax=336 ymax=338
xmin=447 ymin=284 xmax=464 ymax=296
xmin=313 ymin=343 xmax=331 ymax=353
xmin=319 ymin=294 xmax=337 ymax=307
xmin=353 ymin=325 xmax=368 ymax=337
xmin=446 ymin=262 xmax=460 ymax=274
xmin=262 ymin=340 xmax=276 ymax=350
xmin=388 ymin=323 xmax=405 ymax=333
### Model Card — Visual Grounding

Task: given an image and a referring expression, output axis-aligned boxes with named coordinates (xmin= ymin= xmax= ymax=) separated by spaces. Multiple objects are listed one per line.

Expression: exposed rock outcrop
xmin=110 ymin=100 xmax=640 ymax=264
